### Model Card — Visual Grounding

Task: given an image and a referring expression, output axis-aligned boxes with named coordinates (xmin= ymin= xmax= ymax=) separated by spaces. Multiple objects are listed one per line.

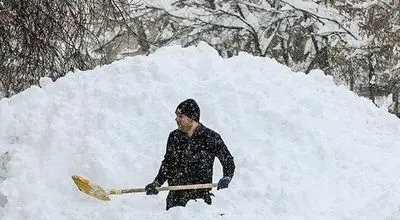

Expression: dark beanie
xmin=175 ymin=99 xmax=200 ymax=121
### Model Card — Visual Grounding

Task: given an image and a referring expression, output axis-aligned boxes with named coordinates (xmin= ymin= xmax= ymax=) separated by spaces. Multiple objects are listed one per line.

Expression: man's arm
xmin=213 ymin=134 xmax=235 ymax=179
xmin=153 ymin=134 xmax=174 ymax=185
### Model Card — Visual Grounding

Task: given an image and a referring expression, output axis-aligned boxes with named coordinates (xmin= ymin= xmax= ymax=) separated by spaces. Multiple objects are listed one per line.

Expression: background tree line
xmin=1 ymin=0 xmax=399 ymax=117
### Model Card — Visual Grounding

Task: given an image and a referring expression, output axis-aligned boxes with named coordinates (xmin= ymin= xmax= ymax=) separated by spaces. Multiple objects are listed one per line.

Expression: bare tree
xmin=160 ymin=0 xmax=356 ymax=74
xmin=329 ymin=0 xmax=399 ymax=107
xmin=0 ymin=0 xmax=160 ymax=97
xmin=0 ymin=0 xmax=96 ymax=96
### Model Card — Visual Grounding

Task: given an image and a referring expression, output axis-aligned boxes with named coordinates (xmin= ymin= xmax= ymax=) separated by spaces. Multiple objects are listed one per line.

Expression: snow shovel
xmin=72 ymin=175 xmax=217 ymax=201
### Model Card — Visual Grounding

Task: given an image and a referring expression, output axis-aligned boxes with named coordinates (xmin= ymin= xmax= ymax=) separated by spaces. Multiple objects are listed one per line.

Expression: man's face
xmin=175 ymin=113 xmax=193 ymax=132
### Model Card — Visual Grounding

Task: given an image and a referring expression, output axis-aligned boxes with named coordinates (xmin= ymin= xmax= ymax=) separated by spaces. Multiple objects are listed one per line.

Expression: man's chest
xmin=172 ymin=136 xmax=212 ymax=161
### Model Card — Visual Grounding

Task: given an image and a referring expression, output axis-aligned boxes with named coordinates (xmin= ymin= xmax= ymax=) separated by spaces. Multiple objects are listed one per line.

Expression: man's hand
xmin=217 ymin=177 xmax=232 ymax=190
xmin=145 ymin=181 xmax=161 ymax=195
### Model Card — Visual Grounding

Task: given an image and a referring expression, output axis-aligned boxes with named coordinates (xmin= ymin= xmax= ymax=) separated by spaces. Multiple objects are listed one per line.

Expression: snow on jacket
xmin=154 ymin=123 xmax=235 ymax=199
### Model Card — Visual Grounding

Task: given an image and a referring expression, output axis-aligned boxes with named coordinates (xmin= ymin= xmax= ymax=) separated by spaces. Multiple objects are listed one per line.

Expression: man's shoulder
xmin=199 ymin=124 xmax=220 ymax=138
xmin=169 ymin=129 xmax=183 ymax=136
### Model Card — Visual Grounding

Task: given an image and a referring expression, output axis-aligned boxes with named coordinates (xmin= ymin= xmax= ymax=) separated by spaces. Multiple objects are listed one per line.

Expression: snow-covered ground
xmin=1 ymin=42 xmax=400 ymax=219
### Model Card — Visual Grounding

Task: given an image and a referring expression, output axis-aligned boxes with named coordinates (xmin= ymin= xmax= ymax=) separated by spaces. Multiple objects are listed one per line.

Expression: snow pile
xmin=0 ymin=42 xmax=400 ymax=219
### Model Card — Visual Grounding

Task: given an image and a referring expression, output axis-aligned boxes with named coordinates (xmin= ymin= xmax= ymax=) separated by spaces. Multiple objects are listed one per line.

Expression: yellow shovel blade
xmin=72 ymin=175 xmax=111 ymax=201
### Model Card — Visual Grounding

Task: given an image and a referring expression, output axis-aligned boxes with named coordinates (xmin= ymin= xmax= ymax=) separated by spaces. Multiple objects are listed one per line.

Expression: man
xmin=145 ymin=99 xmax=236 ymax=210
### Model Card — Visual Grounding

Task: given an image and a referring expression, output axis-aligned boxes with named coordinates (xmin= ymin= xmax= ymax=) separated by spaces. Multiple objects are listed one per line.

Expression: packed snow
xmin=1 ymin=42 xmax=400 ymax=219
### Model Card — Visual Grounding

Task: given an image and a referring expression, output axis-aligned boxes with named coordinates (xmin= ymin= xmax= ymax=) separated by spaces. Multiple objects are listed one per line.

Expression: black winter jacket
xmin=154 ymin=123 xmax=235 ymax=204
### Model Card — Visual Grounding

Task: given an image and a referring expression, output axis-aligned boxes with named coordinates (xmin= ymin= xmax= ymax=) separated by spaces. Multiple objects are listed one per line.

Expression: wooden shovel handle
xmin=110 ymin=183 xmax=217 ymax=195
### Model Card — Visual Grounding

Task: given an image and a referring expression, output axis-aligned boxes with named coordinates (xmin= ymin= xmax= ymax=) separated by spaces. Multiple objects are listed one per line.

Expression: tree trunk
xmin=367 ymin=54 xmax=376 ymax=105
